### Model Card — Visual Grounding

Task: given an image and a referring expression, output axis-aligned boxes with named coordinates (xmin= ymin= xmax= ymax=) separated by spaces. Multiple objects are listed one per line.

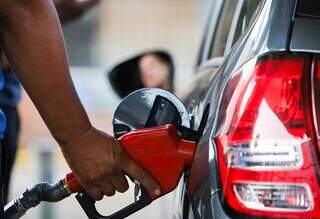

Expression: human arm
xmin=0 ymin=0 xmax=160 ymax=199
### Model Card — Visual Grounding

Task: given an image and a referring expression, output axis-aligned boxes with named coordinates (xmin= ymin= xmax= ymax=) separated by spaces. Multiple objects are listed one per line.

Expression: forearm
xmin=0 ymin=0 xmax=92 ymax=145
xmin=0 ymin=0 xmax=160 ymax=200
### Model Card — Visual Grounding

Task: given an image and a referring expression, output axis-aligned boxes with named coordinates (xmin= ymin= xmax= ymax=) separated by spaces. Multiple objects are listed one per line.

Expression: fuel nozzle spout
xmin=4 ymin=179 xmax=73 ymax=219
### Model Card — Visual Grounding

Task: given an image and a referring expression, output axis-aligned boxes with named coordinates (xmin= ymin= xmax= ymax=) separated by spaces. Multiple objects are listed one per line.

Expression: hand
xmin=61 ymin=127 xmax=161 ymax=200
xmin=54 ymin=0 xmax=100 ymax=23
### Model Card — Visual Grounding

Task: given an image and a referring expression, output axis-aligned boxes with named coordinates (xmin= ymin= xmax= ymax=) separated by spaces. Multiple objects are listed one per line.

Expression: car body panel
xmin=290 ymin=17 xmax=320 ymax=53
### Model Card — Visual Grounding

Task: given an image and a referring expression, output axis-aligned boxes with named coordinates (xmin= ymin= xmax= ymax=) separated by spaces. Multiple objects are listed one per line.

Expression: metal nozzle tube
xmin=4 ymin=180 xmax=71 ymax=219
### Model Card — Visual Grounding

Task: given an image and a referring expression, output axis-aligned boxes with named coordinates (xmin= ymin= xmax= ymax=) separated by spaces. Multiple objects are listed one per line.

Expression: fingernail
xmin=154 ymin=188 xmax=161 ymax=196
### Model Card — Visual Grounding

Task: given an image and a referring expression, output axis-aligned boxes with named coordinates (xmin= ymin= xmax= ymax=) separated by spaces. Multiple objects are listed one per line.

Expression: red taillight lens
xmin=214 ymin=54 xmax=320 ymax=218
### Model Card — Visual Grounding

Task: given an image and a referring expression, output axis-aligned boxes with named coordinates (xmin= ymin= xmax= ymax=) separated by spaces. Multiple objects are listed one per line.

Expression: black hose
xmin=4 ymin=180 xmax=70 ymax=219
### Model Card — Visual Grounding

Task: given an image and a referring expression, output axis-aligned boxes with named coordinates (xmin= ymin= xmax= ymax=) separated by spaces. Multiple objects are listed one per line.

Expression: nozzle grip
xmin=75 ymin=187 xmax=152 ymax=219
xmin=65 ymin=173 xmax=153 ymax=219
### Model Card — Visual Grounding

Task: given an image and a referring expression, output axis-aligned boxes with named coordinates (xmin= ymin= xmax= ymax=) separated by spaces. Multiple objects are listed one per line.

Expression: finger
xmin=97 ymin=180 xmax=116 ymax=197
xmin=110 ymin=174 xmax=129 ymax=193
xmin=123 ymin=160 xmax=161 ymax=197
xmin=83 ymin=183 xmax=104 ymax=201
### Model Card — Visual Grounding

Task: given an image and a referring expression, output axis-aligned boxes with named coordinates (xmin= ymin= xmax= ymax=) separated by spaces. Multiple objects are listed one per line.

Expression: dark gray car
xmin=5 ymin=0 xmax=320 ymax=218
xmin=173 ymin=0 xmax=320 ymax=218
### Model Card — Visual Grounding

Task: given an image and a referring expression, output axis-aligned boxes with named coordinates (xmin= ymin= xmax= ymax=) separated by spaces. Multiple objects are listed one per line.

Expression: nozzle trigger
xmin=76 ymin=187 xmax=152 ymax=219
xmin=133 ymin=180 xmax=141 ymax=202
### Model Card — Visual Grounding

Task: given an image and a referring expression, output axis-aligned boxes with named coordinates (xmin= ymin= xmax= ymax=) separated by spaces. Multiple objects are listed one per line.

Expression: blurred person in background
xmin=109 ymin=51 xmax=175 ymax=98
xmin=0 ymin=1 xmax=161 ymax=217
xmin=138 ymin=52 xmax=174 ymax=92
xmin=0 ymin=0 xmax=101 ymax=204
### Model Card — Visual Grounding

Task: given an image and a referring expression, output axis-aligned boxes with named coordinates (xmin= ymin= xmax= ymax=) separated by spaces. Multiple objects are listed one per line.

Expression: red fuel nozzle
xmin=64 ymin=124 xmax=196 ymax=198
xmin=5 ymin=124 xmax=197 ymax=219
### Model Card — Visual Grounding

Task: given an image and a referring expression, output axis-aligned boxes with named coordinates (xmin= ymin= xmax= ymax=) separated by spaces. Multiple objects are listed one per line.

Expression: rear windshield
xmin=298 ymin=0 xmax=320 ymax=19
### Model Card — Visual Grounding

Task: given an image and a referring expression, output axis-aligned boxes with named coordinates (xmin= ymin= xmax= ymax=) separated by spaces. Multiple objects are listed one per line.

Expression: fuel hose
xmin=4 ymin=174 xmax=79 ymax=219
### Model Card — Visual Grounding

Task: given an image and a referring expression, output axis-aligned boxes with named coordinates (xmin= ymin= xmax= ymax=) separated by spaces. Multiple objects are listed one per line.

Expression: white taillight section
xmin=234 ymin=183 xmax=313 ymax=212
xmin=225 ymin=139 xmax=303 ymax=169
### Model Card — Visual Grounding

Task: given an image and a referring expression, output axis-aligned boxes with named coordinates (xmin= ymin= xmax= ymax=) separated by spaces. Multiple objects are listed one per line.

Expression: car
xmin=108 ymin=0 xmax=320 ymax=218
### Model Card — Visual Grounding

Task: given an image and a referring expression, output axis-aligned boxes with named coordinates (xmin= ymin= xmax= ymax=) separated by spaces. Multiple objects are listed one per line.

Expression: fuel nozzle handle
xmin=5 ymin=125 xmax=197 ymax=219
xmin=76 ymin=124 xmax=197 ymax=219
xmin=63 ymin=125 xmax=198 ymax=196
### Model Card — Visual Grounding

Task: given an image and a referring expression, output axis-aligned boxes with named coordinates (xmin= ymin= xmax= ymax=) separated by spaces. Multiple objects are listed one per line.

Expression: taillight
xmin=214 ymin=54 xmax=320 ymax=218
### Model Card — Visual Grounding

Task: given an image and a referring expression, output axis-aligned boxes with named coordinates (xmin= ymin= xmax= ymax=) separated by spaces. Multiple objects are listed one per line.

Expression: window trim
xmin=224 ymin=0 xmax=245 ymax=56
xmin=196 ymin=3 xmax=215 ymax=67
xmin=207 ymin=0 xmax=239 ymax=60
xmin=199 ymin=0 xmax=224 ymax=64
xmin=198 ymin=0 xmax=263 ymax=67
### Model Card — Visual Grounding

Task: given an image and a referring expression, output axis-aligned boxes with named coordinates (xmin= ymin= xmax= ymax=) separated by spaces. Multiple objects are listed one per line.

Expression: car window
xmin=209 ymin=0 xmax=262 ymax=60
xmin=232 ymin=0 xmax=262 ymax=45
xmin=196 ymin=3 xmax=215 ymax=66
xmin=210 ymin=0 xmax=238 ymax=58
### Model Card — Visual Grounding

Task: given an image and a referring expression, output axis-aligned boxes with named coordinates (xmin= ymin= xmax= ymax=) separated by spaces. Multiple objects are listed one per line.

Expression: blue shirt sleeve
xmin=0 ymin=65 xmax=7 ymax=138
